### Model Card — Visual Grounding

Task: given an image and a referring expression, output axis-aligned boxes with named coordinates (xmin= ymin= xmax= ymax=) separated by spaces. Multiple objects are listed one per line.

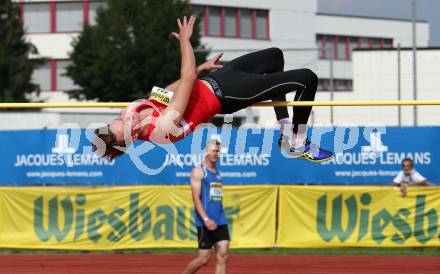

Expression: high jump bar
xmin=0 ymin=100 xmax=440 ymax=108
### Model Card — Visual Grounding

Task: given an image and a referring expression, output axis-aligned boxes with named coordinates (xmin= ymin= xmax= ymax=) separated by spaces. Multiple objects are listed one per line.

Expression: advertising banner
xmin=0 ymin=127 xmax=438 ymax=185
xmin=278 ymin=186 xmax=440 ymax=247
xmin=0 ymin=186 xmax=277 ymax=249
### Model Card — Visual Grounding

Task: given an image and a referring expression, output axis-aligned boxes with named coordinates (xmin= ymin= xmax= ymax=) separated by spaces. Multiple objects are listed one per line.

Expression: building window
xmin=317 ymin=78 xmax=325 ymax=91
xmin=384 ymin=38 xmax=393 ymax=48
xmin=192 ymin=5 xmax=205 ymax=34
xmin=345 ymin=79 xmax=353 ymax=90
xmin=336 ymin=80 xmax=348 ymax=91
xmin=336 ymin=37 xmax=346 ymax=60
xmin=371 ymin=38 xmax=382 ymax=49
xmin=359 ymin=37 xmax=369 ymax=48
xmin=31 ymin=59 xmax=78 ymax=91
xmin=317 ymin=34 xmax=393 ymax=60
xmin=348 ymin=37 xmax=358 ymax=59
xmin=255 ymin=10 xmax=268 ymax=39
xmin=208 ymin=6 xmax=221 ymax=36
xmin=32 ymin=62 xmax=51 ymax=91
xmin=240 ymin=9 xmax=252 ymax=38
xmin=56 ymin=2 xmax=83 ymax=32
xmin=317 ymin=34 xmax=326 ymax=59
xmin=224 ymin=8 xmax=237 ymax=37
xmin=318 ymin=79 xmax=353 ymax=92
xmin=194 ymin=5 xmax=269 ymax=40
xmin=326 ymin=35 xmax=334 ymax=59
xmin=56 ymin=60 xmax=78 ymax=91
xmin=20 ymin=1 xmax=108 ymax=33
xmin=89 ymin=1 xmax=107 ymax=26
xmin=23 ymin=3 xmax=51 ymax=33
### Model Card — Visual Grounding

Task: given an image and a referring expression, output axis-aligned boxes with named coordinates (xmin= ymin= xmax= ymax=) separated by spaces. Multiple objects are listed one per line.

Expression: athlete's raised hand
xmin=171 ymin=15 xmax=196 ymax=41
xmin=197 ymin=52 xmax=224 ymax=73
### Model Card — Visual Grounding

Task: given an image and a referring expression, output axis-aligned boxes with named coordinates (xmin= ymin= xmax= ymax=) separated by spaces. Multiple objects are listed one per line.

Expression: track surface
xmin=0 ymin=254 xmax=439 ymax=274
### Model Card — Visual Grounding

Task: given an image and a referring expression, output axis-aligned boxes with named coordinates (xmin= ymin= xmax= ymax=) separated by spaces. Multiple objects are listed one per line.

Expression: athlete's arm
xmin=190 ymin=166 xmax=217 ymax=231
xmin=152 ymin=16 xmax=196 ymax=136
xmin=163 ymin=16 xmax=196 ymax=119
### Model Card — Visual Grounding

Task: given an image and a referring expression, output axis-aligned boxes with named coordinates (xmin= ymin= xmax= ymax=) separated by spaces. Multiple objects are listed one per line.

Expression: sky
xmin=318 ymin=0 xmax=440 ymax=46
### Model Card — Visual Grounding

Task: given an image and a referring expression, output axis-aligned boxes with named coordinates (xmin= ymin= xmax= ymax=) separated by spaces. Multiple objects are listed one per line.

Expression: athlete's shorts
xmin=197 ymin=224 xmax=230 ymax=249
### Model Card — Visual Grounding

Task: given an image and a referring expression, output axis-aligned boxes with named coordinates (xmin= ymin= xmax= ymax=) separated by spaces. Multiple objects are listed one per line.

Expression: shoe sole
xmin=283 ymin=153 xmax=302 ymax=159
xmin=301 ymin=154 xmax=334 ymax=163
xmin=284 ymin=154 xmax=334 ymax=162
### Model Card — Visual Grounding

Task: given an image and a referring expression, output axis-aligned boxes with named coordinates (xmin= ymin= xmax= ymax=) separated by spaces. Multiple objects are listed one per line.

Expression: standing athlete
xmin=182 ymin=139 xmax=229 ymax=274
xmin=93 ymin=15 xmax=332 ymax=162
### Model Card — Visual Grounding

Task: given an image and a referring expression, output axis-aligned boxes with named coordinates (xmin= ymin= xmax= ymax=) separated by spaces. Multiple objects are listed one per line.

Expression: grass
xmin=1 ymin=247 xmax=440 ymax=256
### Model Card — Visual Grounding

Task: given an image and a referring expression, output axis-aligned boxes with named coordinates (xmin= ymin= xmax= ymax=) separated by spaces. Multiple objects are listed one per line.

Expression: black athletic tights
xmin=205 ymin=47 xmax=318 ymax=134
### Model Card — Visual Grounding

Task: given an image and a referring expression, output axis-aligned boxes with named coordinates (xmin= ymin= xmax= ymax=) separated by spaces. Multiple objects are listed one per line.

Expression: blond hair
xmin=205 ymin=139 xmax=221 ymax=150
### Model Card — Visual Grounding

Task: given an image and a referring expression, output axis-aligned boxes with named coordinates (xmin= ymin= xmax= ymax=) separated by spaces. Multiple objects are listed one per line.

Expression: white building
xmin=3 ymin=0 xmax=433 ymax=129
xmin=349 ymin=48 xmax=440 ymax=126
xmin=312 ymin=13 xmax=432 ymax=126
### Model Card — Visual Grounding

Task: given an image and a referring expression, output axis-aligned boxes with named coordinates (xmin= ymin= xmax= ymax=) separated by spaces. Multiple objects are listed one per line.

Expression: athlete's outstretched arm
xmin=160 ymin=16 xmax=196 ymax=123
xmin=190 ymin=167 xmax=217 ymax=231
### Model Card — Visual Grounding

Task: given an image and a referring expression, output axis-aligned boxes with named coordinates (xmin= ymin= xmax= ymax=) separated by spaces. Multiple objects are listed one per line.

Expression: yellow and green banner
xmin=3 ymin=185 xmax=439 ymax=249
xmin=0 ymin=186 xmax=277 ymax=250
xmin=278 ymin=186 xmax=440 ymax=247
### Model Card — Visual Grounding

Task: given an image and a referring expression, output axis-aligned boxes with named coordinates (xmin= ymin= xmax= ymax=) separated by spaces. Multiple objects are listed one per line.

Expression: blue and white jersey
xmin=194 ymin=165 xmax=228 ymax=227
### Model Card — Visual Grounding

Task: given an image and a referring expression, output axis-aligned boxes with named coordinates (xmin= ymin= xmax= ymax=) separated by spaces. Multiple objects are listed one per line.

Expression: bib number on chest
xmin=149 ymin=86 xmax=174 ymax=105
xmin=209 ymin=182 xmax=223 ymax=201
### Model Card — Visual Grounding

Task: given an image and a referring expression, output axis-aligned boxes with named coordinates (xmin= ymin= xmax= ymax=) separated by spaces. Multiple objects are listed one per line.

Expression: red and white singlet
xmin=133 ymin=80 xmax=221 ymax=142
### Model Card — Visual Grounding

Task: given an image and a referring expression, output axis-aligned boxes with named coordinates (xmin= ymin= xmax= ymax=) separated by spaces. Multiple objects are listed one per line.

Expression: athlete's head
xmin=205 ymin=139 xmax=221 ymax=164
xmin=92 ymin=125 xmax=126 ymax=160
xmin=402 ymin=158 xmax=414 ymax=174
xmin=93 ymin=108 xmax=143 ymax=160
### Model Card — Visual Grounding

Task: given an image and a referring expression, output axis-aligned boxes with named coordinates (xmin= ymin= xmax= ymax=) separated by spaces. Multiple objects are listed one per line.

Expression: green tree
xmin=0 ymin=0 xmax=44 ymax=103
xmin=66 ymin=0 xmax=207 ymax=102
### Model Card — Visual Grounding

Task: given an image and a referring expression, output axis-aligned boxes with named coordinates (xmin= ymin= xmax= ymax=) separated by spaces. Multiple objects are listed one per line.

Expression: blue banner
xmin=0 ymin=126 xmax=438 ymax=185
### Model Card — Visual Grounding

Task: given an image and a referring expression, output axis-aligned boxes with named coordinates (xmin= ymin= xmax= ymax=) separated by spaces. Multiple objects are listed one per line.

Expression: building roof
xmin=317 ymin=12 xmax=428 ymax=24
